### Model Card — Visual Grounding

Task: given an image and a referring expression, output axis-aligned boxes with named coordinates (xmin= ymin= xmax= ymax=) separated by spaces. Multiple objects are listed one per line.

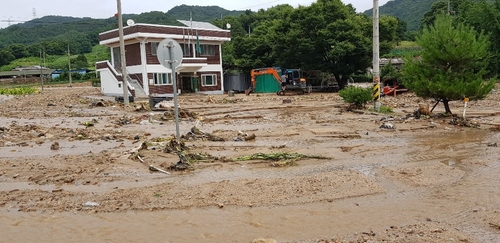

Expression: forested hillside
xmin=364 ymin=0 xmax=495 ymax=31
xmin=0 ymin=5 xmax=243 ymax=68
xmin=364 ymin=0 xmax=437 ymax=31
xmin=167 ymin=4 xmax=245 ymax=24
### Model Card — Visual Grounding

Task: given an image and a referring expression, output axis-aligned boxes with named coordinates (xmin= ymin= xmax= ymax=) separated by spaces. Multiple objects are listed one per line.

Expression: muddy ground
xmin=1 ymin=82 xmax=499 ymax=243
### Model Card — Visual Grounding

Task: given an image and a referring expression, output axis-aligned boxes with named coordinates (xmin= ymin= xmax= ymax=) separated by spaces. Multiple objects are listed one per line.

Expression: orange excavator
xmin=245 ymin=67 xmax=307 ymax=96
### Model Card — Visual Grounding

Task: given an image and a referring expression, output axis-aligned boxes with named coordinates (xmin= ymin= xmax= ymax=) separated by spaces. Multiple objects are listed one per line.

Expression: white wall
xmin=98 ymin=69 xmax=124 ymax=96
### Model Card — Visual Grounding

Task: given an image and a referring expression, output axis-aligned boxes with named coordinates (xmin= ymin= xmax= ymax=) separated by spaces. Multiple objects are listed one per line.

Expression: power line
xmin=240 ymin=0 xmax=283 ymax=10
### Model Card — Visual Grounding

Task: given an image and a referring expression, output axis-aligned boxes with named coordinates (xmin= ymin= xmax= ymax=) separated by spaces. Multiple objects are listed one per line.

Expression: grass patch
xmin=369 ymin=105 xmax=394 ymax=114
xmin=0 ymin=86 xmax=38 ymax=95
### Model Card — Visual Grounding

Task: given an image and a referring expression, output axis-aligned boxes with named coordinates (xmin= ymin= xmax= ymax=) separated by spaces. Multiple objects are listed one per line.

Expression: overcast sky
xmin=0 ymin=0 xmax=390 ymax=29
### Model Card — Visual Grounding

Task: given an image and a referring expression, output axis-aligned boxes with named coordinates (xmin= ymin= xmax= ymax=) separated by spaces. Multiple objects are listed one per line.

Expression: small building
xmin=96 ymin=20 xmax=231 ymax=98
xmin=380 ymin=58 xmax=404 ymax=70
xmin=0 ymin=66 xmax=55 ymax=85
xmin=51 ymin=69 xmax=89 ymax=79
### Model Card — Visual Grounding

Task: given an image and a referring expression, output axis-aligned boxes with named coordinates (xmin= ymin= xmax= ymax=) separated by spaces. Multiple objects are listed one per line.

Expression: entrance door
xmin=181 ymin=76 xmax=194 ymax=93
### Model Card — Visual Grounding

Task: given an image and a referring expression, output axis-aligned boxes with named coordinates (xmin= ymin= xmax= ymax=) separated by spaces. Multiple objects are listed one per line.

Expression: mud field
xmin=1 ymin=83 xmax=499 ymax=243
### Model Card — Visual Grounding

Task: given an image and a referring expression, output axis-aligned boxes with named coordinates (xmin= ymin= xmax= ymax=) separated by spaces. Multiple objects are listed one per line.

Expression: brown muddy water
xmin=1 ymin=128 xmax=499 ymax=242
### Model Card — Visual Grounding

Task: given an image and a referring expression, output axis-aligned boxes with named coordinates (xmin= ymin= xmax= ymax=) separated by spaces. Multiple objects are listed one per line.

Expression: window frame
xmin=153 ymin=73 xmax=173 ymax=85
xmin=151 ymin=42 xmax=159 ymax=56
xmin=199 ymin=44 xmax=216 ymax=56
xmin=201 ymin=74 xmax=217 ymax=87
xmin=180 ymin=43 xmax=191 ymax=57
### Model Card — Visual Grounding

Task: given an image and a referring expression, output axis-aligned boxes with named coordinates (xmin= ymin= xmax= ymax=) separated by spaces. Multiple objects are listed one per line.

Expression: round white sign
xmin=157 ymin=38 xmax=183 ymax=69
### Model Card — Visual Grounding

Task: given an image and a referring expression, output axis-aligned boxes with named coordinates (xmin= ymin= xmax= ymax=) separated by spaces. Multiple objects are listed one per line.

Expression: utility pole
xmin=373 ymin=0 xmax=381 ymax=111
xmin=447 ymin=0 xmax=450 ymax=15
xmin=117 ymin=0 xmax=129 ymax=105
xmin=68 ymin=45 xmax=72 ymax=87
xmin=43 ymin=50 xmax=46 ymax=91
xmin=40 ymin=50 xmax=44 ymax=92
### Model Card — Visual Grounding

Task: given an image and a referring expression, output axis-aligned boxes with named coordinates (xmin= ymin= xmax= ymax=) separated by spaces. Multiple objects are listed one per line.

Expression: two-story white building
xmin=96 ymin=20 xmax=231 ymax=98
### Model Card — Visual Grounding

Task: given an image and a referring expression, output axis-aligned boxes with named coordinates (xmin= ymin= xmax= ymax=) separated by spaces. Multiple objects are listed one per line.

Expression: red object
xmin=383 ymin=85 xmax=408 ymax=96
xmin=383 ymin=85 xmax=397 ymax=96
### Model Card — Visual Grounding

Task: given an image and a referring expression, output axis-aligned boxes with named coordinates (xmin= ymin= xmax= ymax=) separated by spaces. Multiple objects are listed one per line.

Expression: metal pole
xmin=117 ymin=0 xmax=129 ymax=105
xmin=167 ymin=41 xmax=181 ymax=142
xmin=447 ymin=0 xmax=450 ymax=14
xmin=42 ymin=50 xmax=45 ymax=92
xmin=40 ymin=50 xmax=43 ymax=92
xmin=68 ymin=45 xmax=72 ymax=87
xmin=373 ymin=0 xmax=381 ymax=111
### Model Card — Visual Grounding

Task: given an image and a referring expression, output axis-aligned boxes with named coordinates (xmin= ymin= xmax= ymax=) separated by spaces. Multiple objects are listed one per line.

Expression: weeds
xmin=0 ymin=87 xmax=38 ymax=95
xmin=236 ymin=152 xmax=329 ymax=167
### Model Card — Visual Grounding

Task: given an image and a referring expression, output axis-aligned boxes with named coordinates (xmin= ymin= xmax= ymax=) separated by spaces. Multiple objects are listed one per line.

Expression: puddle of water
xmin=0 ymin=175 xmax=172 ymax=194
xmin=407 ymin=129 xmax=495 ymax=165
xmin=0 ymin=140 xmax=135 ymax=158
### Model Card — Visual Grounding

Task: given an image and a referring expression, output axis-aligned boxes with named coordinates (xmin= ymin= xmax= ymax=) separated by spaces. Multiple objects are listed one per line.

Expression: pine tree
xmin=403 ymin=14 xmax=496 ymax=114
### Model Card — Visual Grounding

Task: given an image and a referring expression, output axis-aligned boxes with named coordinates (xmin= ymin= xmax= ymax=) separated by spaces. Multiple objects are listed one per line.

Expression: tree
xmin=463 ymin=0 xmax=500 ymax=76
xmin=73 ymin=54 xmax=88 ymax=69
xmin=0 ymin=49 xmax=15 ymax=66
xmin=7 ymin=44 xmax=28 ymax=59
xmin=229 ymin=0 xmax=398 ymax=85
xmin=275 ymin=0 xmax=374 ymax=87
xmin=403 ymin=14 xmax=496 ymax=114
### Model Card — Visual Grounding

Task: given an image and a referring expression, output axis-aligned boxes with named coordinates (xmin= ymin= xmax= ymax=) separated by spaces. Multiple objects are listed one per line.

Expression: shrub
xmin=339 ymin=86 xmax=372 ymax=108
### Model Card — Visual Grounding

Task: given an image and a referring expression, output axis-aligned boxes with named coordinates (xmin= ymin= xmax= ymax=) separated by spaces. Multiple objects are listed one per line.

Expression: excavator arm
xmin=250 ymin=68 xmax=282 ymax=90
xmin=246 ymin=68 xmax=282 ymax=95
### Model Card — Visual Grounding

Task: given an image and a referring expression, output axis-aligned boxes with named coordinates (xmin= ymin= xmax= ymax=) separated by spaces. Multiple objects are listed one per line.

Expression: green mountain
xmin=0 ymin=5 xmax=243 ymax=50
xmin=364 ymin=0 xmax=437 ymax=31
xmin=167 ymin=4 xmax=245 ymax=22
xmin=365 ymin=0 xmax=495 ymax=31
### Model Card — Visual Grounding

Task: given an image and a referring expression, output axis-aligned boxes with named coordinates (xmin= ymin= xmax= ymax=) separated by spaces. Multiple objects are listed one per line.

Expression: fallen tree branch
xmin=149 ymin=165 xmax=171 ymax=175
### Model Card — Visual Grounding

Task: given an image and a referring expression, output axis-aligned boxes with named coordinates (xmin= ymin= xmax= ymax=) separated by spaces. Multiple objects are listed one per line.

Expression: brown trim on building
xmin=100 ymin=24 xmax=230 ymax=42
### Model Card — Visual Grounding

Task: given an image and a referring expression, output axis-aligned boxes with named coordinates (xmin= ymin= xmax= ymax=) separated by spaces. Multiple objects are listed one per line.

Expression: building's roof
xmin=177 ymin=20 xmax=222 ymax=31
xmin=99 ymin=22 xmax=231 ymax=45
xmin=380 ymin=58 xmax=404 ymax=65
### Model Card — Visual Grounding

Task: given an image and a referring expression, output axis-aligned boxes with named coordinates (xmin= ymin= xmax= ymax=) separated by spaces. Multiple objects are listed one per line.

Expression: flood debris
xmin=83 ymin=201 xmax=100 ymax=207
xmin=236 ymin=152 xmax=329 ymax=166
xmin=91 ymin=100 xmax=108 ymax=107
xmin=271 ymin=142 xmax=287 ymax=149
xmin=449 ymin=117 xmax=480 ymax=128
xmin=380 ymin=122 xmax=396 ymax=129
xmin=154 ymin=100 xmax=175 ymax=109
xmin=163 ymin=139 xmax=188 ymax=153
xmin=149 ymin=164 xmax=171 ymax=174
xmin=490 ymin=223 xmax=500 ymax=230
xmin=134 ymin=103 xmax=151 ymax=111
xmin=234 ymin=130 xmax=256 ymax=141
xmin=339 ymin=144 xmax=363 ymax=152
xmin=168 ymin=153 xmax=190 ymax=171
xmin=81 ymin=119 xmax=98 ymax=127
xmin=487 ymin=142 xmax=497 ymax=147
xmin=185 ymin=126 xmax=225 ymax=141
xmin=50 ymin=141 xmax=60 ymax=150
xmin=206 ymin=95 xmax=215 ymax=103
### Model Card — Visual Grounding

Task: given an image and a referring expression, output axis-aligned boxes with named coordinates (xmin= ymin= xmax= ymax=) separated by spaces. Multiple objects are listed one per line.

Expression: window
xmin=151 ymin=42 xmax=159 ymax=56
xmin=153 ymin=73 xmax=172 ymax=85
xmin=201 ymin=74 xmax=217 ymax=86
xmin=199 ymin=45 xmax=216 ymax=56
xmin=112 ymin=47 xmax=122 ymax=67
xmin=180 ymin=43 xmax=191 ymax=57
